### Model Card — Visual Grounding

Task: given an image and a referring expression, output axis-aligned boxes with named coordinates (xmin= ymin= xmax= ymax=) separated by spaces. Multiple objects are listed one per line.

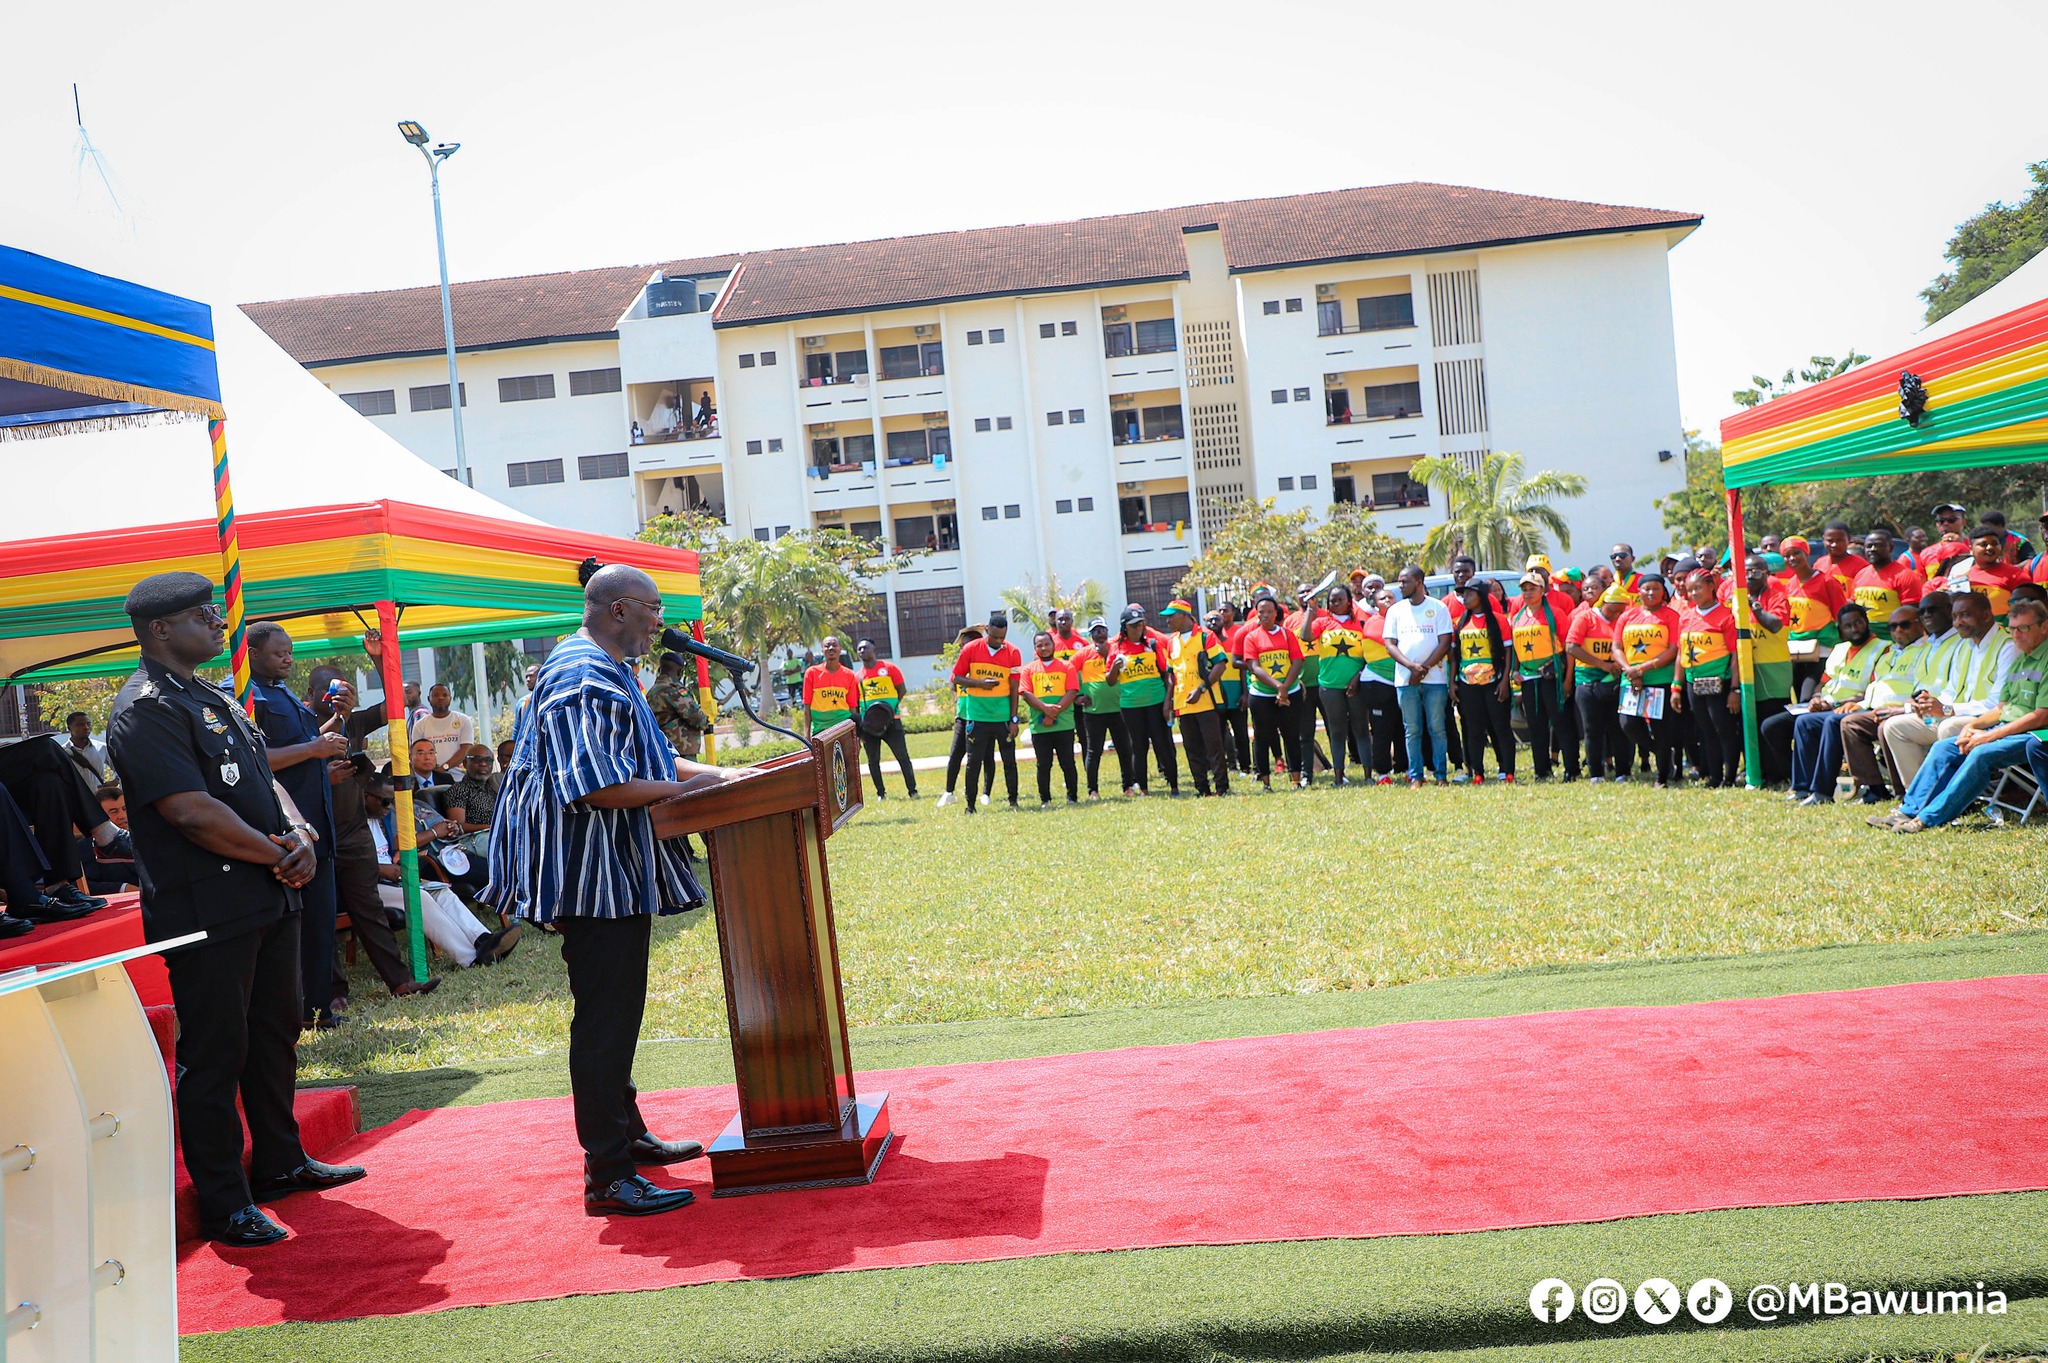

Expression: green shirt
xmin=1997 ymin=638 xmax=2048 ymax=724
xmin=1075 ymin=647 xmax=1120 ymax=712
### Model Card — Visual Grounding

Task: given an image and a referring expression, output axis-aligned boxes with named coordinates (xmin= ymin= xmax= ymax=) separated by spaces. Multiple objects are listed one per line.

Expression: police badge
xmin=219 ymin=753 xmax=241 ymax=786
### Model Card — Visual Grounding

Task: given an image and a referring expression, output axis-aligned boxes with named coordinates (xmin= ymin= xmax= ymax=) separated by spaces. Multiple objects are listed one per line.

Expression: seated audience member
xmin=1871 ymin=597 xmax=2048 ymax=833
xmin=1879 ymin=591 xmax=2014 ymax=788
xmin=1783 ymin=604 xmax=1891 ymax=805
xmin=0 ymin=785 xmax=54 ymax=936
xmin=1942 ymin=525 xmax=2031 ymax=620
xmin=0 ymin=733 xmax=122 ymax=915
xmin=78 ymin=782 xmax=140 ymax=894
xmin=385 ymin=737 xmax=456 ymax=813
xmin=1832 ymin=604 xmax=1932 ymax=802
xmin=441 ymin=745 xmax=498 ymax=870
xmin=361 ymin=780 xmax=518 ymax=967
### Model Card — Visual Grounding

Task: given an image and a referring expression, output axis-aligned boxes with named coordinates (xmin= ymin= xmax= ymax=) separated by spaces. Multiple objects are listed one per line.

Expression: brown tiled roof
xmin=243 ymin=183 xmax=1696 ymax=360
xmin=242 ymin=254 xmax=740 ymax=366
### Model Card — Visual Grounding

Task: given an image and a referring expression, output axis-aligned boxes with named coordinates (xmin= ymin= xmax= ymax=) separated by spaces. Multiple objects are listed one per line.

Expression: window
xmin=1332 ymin=475 xmax=1357 ymax=505
xmin=1317 ymin=299 xmax=1344 ymax=335
xmin=577 ymin=452 xmax=629 ymax=480
xmin=767 ymin=437 xmax=783 ymax=452
xmin=1068 ymin=408 xmax=1085 ymax=424
xmin=848 ymin=593 xmax=892 ymax=656
xmin=988 ymin=328 xmax=1005 ymax=343
xmin=1134 ymin=318 xmax=1177 ymax=354
xmin=929 ymin=426 xmax=952 ymax=460
xmin=996 ymin=416 xmax=1013 ymax=430
xmin=1285 ymin=298 xmax=1303 ymax=313
xmin=896 ymin=587 xmax=967 ymax=657
xmin=1077 ymin=496 xmax=1094 ymax=512
xmin=1262 ymin=300 xmax=1281 ymax=315
xmin=974 ymin=417 xmax=992 ymax=432
xmin=1358 ymin=293 xmax=1416 ymax=332
xmin=805 ymin=352 xmax=835 ymax=383
xmin=1061 ymin=321 xmax=1078 ymax=336
xmin=1271 ymin=389 xmax=1288 ymax=404
xmin=967 ymin=330 xmax=984 ymax=345
xmin=1040 ymin=323 xmax=1056 ymax=339
xmin=892 ymin=514 xmax=935 ymax=548
xmin=753 ymin=527 xmax=771 ymax=542
xmin=1151 ymin=490 xmax=1190 ymax=525
xmin=879 ymin=345 xmax=922 ymax=381
xmin=773 ymin=524 xmax=790 ymax=537
xmin=341 ymin=389 xmax=396 ymax=416
xmin=885 ymin=429 xmax=929 ymax=463
xmin=1278 ymin=477 xmax=1295 ymax=490
xmin=1056 ymin=499 xmax=1074 ymax=513
xmin=1103 ymin=322 xmax=1133 ymax=358
xmin=569 ymin=367 xmax=623 ymax=396
xmin=1119 ymin=496 xmax=1148 ymax=531
xmin=498 ymin=374 xmax=556 ymax=402
xmin=1293 ymin=387 xmax=1311 ymax=402
xmin=835 ymin=349 xmax=869 ymax=378
xmin=1003 ymin=504 xmax=1021 ymax=519
xmin=849 ymin=520 xmax=882 ymax=542
xmin=1123 ymin=566 xmax=1183 ymax=618
xmin=408 ymin=383 xmax=466 ymax=411
xmin=1370 ymin=471 xmax=1429 ymax=508
xmin=1363 ymin=381 xmax=1423 ymax=420
xmin=506 ymin=457 xmax=564 ymax=487
xmin=745 ymin=439 xmax=763 ymax=455
xmin=844 ymin=433 xmax=875 ymax=462
xmin=1300 ymin=474 xmax=1318 ymax=490
xmin=1326 ymin=388 xmax=1352 ymax=424
xmin=760 ymin=351 xmax=777 ymax=366
xmin=1140 ymin=404 xmax=1184 ymax=440
xmin=981 ymin=505 xmax=999 ymax=521
xmin=920 ymin=341 xmax=945 ymax=375
xmin=811 ymin=437 xmax=841 ymax=467
xmin=738 ymin=353 xmax=756 ymax=369
xmin=1046 ymin=411 xmax=1064 ymax=426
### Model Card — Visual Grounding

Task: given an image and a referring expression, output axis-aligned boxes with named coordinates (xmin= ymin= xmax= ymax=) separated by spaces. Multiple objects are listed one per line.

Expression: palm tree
xmin=1409 ymin=451 xmax=1588 ymax=571
xmin=998 ymin=572 xmax=1106 ymax=634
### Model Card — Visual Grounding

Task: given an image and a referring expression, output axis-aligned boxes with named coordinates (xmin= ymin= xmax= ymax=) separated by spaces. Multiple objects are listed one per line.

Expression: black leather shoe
xmin=392 ymin=976 xmax=442 ymax=997
xmin=43 ymin=883 xmax=108 ymax=912
xmin=0 ymin=913 xmax=33 ymax=938
xmin=630 ymin=1134 xmax=706 ymax=1165
xmin=471 ymin=919 xmax=523 ymax=965
xmin=13 ymin=893 xmax=92 ymax=922
xmin=203 ymin=1205 xmax=288 ymax=1247
xmin=252 ymin=1159 xmax=367 ymax=1201
xmin=584 ymin=1174 xmax=694 ymax=1217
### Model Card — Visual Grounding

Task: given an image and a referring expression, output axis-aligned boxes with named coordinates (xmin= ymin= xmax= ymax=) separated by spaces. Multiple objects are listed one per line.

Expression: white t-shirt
xmin=412 ymin=710 xmax=477 ymax=767
xmin=1383 ymin=596 xmax=1454 ymax=687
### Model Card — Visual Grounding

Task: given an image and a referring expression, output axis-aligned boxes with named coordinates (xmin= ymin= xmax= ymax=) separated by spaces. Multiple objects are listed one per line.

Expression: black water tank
xmin=647 ymin=278 xmax=700 ymax=317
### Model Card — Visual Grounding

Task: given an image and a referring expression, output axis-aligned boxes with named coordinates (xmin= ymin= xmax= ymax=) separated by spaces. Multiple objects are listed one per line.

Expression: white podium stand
xmin=0 ymin=934 xmax=198 ymax=1363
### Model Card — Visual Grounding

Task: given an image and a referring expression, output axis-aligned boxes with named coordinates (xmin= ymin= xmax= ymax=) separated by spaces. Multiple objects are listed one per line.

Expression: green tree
xmin=1407 ymin=451 xmax=1587 ymax=571
xmin=998 ymin=572 xmax=1105 ymax=634
xmin=432 ymin=640 xmax=529 ymax=712
xmin=1922 ymin=159 xmax=2048 ymax=323
xmin=1173 ymin=500 xmax=1414 ymax=601
xmin=1731 ymin=352 xmax=1871 ymax=409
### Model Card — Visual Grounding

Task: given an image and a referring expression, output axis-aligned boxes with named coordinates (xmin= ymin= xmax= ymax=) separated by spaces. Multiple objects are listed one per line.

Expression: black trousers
xmin=555 ymin=913 xmax=656 ymax=1189
xmin=1080 ymin=710 xmax=1132 ymax=794
xmin=1792 ymin=659 xmax=1825 ymax=703
xmin=1686 ymin=684 xmax=1743 ymax=787
xmin=166 ymin=914 xmax=308 ymax=1222
xmin=298 ymin=855 xmax=340 ymax=1022
xmin=1456 ymin=684 xmax=1517 ymax=779
xmin=1757 ymin=702 xmax=1799 ymax=786
xmin=1519 ymin=674 xmax=1577 ymax=779
xmin=1221 ymin=701 xmax=1251 ymax=771
xmin=333 ymin=832 xmax=412 ymax=993
xmin=861 ymin=717 xmax=918 ymax=797
xmin=1623 ymin=706 xmax=1681 ymax=784
xmin=0 ymin=735 xmax=102 ymax=883
xmin=1295 ymin=685 xmax=1324 ymax=779
xmin=0 ymin=783 xmax=49 ymax=904
xmin=964 ymin=720 xmax=1018 ymax=808
xmin=944 ymin=719 xmax=992 ymax=797
xmin=1180 ymin=710 xmax=1229 ymax=795
xmin=1123 ymin=704 xmax=1179 ymax=791
xmin=1439 ymin=686 xmax=1465 ymax=771
xmin=1574 ymin=678 xmax=1623 ymax=779
xmin=1358 ymin=680 xmax=1402 ymax=776
xmin=1553 ymin=680 xmax=1582 ymax=775
xmin=1315 ymin=685 xmax=1369 ymax=782
xmin=1248 ymin=693 xmax=1304 ymax=784
xmin=1031 ymin=728 xmax=1079 ymax=802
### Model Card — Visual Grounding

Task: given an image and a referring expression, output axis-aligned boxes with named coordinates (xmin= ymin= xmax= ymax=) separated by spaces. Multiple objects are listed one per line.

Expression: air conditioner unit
xmin=1102 ymin=306 xmax=1127 ymax=322
xmin=1324 ymin=373 xmax=1345 ymax=388
xmin=801 ymin=336 xmax=827 ymax=349
xmin=923 ymin=413 xmax=948 ymax=426
xmin=1120 ymin=481 xmax=1141 ymax=492
xmin=1315 ymin=284 xmax=1336 ymax=299
xmin=913 ymin=325 xmax=936 ymax=339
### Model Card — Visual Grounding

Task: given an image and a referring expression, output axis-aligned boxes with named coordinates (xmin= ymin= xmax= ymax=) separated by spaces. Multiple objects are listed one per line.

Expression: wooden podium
xmin=649 ymin=720 xmax=892 ymax=1196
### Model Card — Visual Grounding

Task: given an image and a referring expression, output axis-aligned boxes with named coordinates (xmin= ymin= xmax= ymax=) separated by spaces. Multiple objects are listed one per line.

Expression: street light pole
xmin=397 ymin=121 xmax=468 ymax=488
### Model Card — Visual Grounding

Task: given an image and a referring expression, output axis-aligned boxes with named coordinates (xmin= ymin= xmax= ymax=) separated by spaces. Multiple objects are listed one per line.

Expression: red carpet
xmin=177 ymin=975 xmax=2048 ymax=1333
xmin=0 ymin=895 xmax=170 ymax=1006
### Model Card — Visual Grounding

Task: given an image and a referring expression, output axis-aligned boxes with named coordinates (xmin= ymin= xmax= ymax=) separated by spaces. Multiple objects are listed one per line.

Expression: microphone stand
xmin=726 ymin=662 xmax=809 ymax=748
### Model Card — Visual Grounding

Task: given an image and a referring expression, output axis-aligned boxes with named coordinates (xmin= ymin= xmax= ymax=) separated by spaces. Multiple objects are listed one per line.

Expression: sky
xmin=6 ymin=0 xmax=2044 ymax=438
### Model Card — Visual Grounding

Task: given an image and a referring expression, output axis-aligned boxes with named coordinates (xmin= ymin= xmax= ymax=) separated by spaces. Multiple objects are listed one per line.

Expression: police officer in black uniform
xmin=105 ymin=572 xmax=367 ymax=1247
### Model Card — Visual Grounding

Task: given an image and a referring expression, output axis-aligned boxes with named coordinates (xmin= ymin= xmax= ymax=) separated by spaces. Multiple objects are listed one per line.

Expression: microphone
xmin=660 ymin=626 xmax=755 ymax=676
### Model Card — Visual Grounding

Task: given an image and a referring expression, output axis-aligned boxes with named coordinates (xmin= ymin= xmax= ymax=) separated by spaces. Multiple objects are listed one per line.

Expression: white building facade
xmin=246 ymin=183 xmax=1699 ymax=680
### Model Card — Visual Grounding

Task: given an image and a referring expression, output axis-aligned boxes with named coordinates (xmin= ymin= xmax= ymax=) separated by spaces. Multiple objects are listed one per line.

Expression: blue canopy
xmin=0 ymin=243 xmax=222 ymax=431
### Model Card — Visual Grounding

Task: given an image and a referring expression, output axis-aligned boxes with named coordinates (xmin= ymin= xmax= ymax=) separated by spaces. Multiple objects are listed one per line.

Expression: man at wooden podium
xmin=483 ymin=564 xmax=752 ymax=1217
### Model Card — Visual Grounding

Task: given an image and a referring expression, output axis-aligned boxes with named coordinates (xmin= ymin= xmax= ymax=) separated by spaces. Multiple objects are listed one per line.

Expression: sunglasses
xmin=613 ymin=595 xmax=665 ymax=620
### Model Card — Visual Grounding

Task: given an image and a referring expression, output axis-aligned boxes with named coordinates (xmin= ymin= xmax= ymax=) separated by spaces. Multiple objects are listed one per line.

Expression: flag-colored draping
xmin=1720 ymin=294 xmax=2048 ymax=489
xmin=0 ymin=500 xmax=700 ymax=681
xmin=0 ymin=243 xmax=223 ymax=430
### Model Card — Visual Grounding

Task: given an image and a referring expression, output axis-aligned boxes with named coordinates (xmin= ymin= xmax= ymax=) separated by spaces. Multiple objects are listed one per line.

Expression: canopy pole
xmin=471 ymin=639 xmax=492 ymax=748
xmin=208 ymin=419 xmax=253 ymax=712
xmin=1726 ymin=488 xmax=1762 ymax=788
xmin=693 ymin=620 xmax=717 ymax=760
xmin=376 ymin=601 xmax=429 ymax=982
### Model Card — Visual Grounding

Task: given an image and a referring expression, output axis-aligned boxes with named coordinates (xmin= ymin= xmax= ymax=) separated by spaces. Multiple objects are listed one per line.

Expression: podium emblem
xmin=831 ymin=744 xmax=849 ymax=812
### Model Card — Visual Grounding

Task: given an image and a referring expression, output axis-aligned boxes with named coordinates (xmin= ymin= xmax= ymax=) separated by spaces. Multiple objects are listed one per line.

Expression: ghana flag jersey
xmin=1455 ymin=611 xmax=1510 ymax=686
xmin=802 ymin=664 xmax=858 ymax=734
xmin=858 ymin=660 xmax=908 ymax=715
xmin=1510 ymin=600 xmax=1564 ymax=678
xmin=952 ymin=637 xmax=1022 ymax=723
xmin=1111 ymin=635 xmax=1170 ymax=708
xmin=1743 ymin=583 xmax=1795 ymax=701
xmin=1615 ymin=604 xmax=1681 ymax=685
xmin=1567 ymin=606 xmax=1619 ymax=682
xmin=1048 ymin=629 xmax=1086 ymax=664
xmin=1216 ymin=622 xmax=1247 ymax=697
xmin=1813 ymin=552 xmax=1869 ymax=597
xmin=1021 ymin=657 xmax=1079 ymax=733
xmin=1358 ymin=613 xmax=1398 ymax=684
xmin=1778 ymin=570 xmax=1849 ymax=650
xmin=1284 ymin=609 xmax=1324 ymax=689
xmin=1944 ymin=562 xmax=2031 ymax=621
xmin=1237 ymin=623 xmax=1304 ymax=696
xmin=1308 ymin=611 xmax=1370 ymax=688
xmin=1851 ymin=561 xmax=1924 ymax=638
xmin=1168 ymin=628 xmax=1226 ymax=714
xmin=1677 ymin=603 xmax=1736 ymax=680
xmin=1073 ymin=643 xmax=1121 ymax=712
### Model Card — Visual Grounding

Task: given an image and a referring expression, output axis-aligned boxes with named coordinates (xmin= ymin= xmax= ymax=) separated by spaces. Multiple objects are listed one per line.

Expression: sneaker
xmin=1086 ymin=791 xmax=1101 ymax=801
xmin=1296 ymin=777 xmax=1311 ymax=789
xmin=906 ymin=790 xmax=921 ymax=800
xmin=1333 ymin=776 xmax=1352 ymax=788
xmin=1451 ymin=773 xmax=1472 ymax=784
xmin=1797 ymin=793 xmax=1833 ymax=807
xmin=1500 ymin=773 xmax=1515 ymax=784
xmin=1855 ymin=786 xmax=1892 ymax=804
xmin=1040 ymin=799 xmax=1052 ymax=809
xmin=1376 ymin=775 xmax=1394 ymax=786
xmin=936 ymin=792 xmax=955 ymax=808
xmin=1892 ymin=817 xmax=1927 ymax=834
xmin=964 ymin=803 xmax=977 ymax=815
xmin=1407 ymin=778 xmax=1424 ymax=789
xmin=1866 ymin=811 xmax=1908 ymax=828
xmin=1127 ymin=786 xmax=1146 ymax=797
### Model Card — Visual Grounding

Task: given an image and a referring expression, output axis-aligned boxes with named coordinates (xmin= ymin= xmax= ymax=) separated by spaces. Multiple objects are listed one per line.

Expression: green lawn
xmin=302 ymin=781 xmax=2035 ymax=1083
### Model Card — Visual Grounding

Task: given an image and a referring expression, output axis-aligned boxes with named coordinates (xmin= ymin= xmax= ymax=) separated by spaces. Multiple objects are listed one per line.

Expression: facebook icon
xmin=1529 ymin=1279 xmax=1575 ymax=1323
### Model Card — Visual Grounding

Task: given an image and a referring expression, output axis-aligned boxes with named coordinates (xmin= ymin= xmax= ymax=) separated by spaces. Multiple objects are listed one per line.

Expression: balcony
xmin=1119 ymin=526 xmax=1194 ymax=563
xmin=630 ymin=427 xmax=724 ymax=474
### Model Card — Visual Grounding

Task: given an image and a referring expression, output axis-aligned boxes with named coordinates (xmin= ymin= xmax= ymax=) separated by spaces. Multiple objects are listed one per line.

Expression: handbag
xmin=1687 ymin=676 xmax=1728 ymax=698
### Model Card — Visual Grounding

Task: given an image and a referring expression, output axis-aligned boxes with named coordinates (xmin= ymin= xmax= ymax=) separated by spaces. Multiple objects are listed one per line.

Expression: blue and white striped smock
xmin=481 ymin=632 xmax=703 ymax=923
